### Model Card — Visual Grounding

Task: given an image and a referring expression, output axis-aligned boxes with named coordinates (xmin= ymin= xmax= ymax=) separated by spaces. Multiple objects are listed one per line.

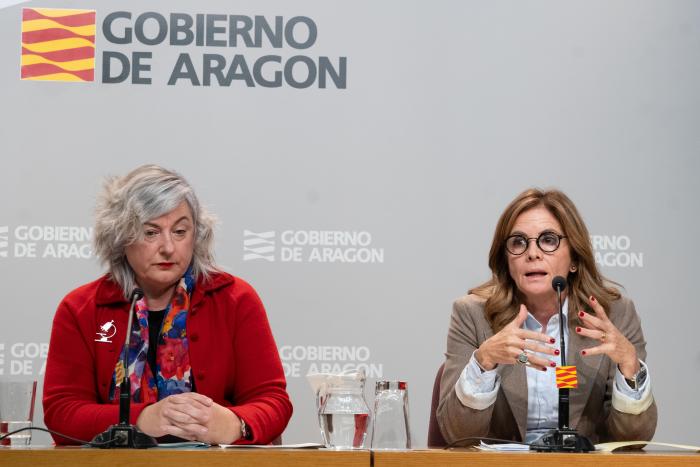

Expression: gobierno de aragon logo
xmin=21 ymin=8 xmax=96 ymax=82
xmin=20 ymin=7 xmax=347 ymax=88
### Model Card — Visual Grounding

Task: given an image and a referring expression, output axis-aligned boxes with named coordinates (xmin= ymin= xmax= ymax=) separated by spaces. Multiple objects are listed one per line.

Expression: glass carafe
xmin=313 ymin=369 xmax=371 ymax=449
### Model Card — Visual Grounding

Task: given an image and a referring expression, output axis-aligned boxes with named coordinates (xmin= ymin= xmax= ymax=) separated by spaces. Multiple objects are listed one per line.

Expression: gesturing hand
xmin=475 ymin=304 xmax=559 ymax=372
xmin=577 ymin=296 xmax=639 ymax=378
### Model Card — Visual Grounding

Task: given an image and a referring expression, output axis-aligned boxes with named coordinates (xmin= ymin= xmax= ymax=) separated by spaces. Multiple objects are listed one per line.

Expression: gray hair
xmin=93 ymin=165 xmax=217 ymax=298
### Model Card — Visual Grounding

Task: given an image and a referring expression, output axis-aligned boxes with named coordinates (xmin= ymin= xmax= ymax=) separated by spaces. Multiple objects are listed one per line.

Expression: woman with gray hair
xmin=43 ymin=165 xmax=292 ymax=445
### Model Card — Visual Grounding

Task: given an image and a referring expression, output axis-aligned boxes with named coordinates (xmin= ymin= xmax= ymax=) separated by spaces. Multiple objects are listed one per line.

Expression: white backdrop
xmin=1 ymin=0 xmax=699 ymax=446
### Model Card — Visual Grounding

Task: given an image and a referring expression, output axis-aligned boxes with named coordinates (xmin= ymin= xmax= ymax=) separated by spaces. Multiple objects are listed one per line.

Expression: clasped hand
xmin=136 ymin=392 xmax=242 ymax=445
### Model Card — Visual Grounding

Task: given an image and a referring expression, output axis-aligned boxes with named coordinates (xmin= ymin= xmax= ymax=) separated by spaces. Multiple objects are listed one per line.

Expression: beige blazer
xmin=437 ymin=294 xmax=657 ymax=445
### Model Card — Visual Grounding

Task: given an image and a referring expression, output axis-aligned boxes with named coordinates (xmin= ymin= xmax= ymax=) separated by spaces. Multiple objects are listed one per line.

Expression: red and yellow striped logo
xmin=555 ymin=366 xmax=578 ymax=389
xmin=21 ymin=8 xmax=96 ymax=82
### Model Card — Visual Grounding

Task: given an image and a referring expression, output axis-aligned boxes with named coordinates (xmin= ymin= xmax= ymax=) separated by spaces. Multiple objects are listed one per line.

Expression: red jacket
xmin=43 ymin=272 xmax=292 ymax=445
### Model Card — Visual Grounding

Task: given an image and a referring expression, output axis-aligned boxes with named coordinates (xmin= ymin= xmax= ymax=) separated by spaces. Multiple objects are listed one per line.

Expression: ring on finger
xmin=600 ymin=332 xmax=607 ymax=341
xmin=516 ymin=351 xmax=529 ymax=364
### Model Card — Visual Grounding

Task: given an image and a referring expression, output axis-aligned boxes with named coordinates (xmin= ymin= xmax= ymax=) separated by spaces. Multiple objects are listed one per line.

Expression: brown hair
xmin=470 ymin=188 xmax=620 ymax=332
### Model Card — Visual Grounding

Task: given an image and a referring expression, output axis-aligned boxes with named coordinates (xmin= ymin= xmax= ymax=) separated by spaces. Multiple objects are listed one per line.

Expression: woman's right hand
xmin=136 ymin=392 xmax=214 ymax=440
xmin=474 ymin=304 xmax=559 ymax=371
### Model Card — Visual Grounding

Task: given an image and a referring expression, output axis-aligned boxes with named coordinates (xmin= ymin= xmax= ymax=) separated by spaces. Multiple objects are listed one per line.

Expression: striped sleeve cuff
xmin=612 ymin=360 xmax=654 ymax=415
xmin=454 ymin=351 xmax=500 ymax=410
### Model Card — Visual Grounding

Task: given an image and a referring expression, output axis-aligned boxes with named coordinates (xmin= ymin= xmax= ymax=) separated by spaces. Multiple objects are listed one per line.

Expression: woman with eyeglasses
xmin=436 ymin=188 xmax=656 ymax=446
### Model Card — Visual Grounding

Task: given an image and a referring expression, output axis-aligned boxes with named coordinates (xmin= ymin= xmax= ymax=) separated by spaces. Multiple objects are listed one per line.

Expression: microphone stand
xmin=92 ymin=289 xmax=158 ymax=448
xmin=530 ymin=277 xmax=594 ymax=452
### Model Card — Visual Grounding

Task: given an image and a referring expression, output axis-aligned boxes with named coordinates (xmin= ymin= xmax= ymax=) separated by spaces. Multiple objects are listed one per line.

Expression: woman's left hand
xmin=577 ymin=296 xmax=640 ymax=379
xmin=137 ymin=392 xmax=242 ymax=445
xmin=164 ymin=397 xmax=242 ymax=445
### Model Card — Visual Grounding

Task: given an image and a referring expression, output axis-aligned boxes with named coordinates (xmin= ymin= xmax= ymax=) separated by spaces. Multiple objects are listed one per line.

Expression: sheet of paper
xmin=153 ymin=441 xmax=210 ymax=449
xmin=595 ymin=441 xmax=700 ymax=452
xmin=476 ymin=441 xmax=530 ymax=451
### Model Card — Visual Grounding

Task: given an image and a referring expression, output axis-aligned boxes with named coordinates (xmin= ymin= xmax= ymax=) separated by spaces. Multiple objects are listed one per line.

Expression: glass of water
xmin=0 ymin=380 xmax=37 ymax=447
xmin=371 ymin=380 xmax=411 ymax=450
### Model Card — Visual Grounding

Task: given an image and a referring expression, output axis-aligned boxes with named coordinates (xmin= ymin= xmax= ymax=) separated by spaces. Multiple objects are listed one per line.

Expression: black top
xmin=147 ymin=309 xmax=166 ymax=375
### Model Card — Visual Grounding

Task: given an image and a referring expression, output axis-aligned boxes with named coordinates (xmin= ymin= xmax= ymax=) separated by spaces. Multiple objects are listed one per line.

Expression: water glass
xmin=0 ymin=380 xmax=37 ymax=446
xmin=371 ymin=380 xmax=411 ymax=450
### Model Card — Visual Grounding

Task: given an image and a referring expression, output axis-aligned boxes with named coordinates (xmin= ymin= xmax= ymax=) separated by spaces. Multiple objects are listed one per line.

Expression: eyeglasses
xmin=505 ymin=231 xmax=567 ymax=255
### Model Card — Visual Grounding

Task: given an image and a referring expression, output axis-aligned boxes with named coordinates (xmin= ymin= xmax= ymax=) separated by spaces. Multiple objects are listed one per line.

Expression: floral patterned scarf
xmin=109 ymin=271 xmax=195 ymax=403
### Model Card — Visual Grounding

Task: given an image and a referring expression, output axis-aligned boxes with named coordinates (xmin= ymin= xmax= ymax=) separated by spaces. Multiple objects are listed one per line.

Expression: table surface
xmin=374 ymin=449 xmax=700 ymax=466
xmin=1 ymin=446 xmax=699 ymax=467
xmin=0 ymin=446 xmax=369 ymax=467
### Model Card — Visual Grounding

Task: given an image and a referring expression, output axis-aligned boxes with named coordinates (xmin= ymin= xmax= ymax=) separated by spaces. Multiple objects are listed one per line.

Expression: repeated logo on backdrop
xmin=243 ymin=230 xmax=385 ymax=264
xmin=0 ymin=225 xmax=93 ymax=259
xmin=591 ymin=234 xmax=643 ymax=268
xmin=0 ymin=341 xmax=383 ymax=378
xmin=243 ymin=231 xmax=275 ymax=261
xmin=0 ymin=342 xmax=48 ymax=376
xmin=279 ymin=345 xmax=383 ymax=379
xmin=0 ymin=226 xmax=8 ymax=258
xmin=0 ymin=224 xmax=639 ymax=267
xmin=21 ymin=8 xmax=96 ymax=82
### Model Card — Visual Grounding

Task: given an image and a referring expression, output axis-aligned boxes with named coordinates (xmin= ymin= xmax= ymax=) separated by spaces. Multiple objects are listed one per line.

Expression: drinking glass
xmin=0 ymin=380 xmax=37 ymax=447
xmin=371 ymin=380 xmax=411 ymax=450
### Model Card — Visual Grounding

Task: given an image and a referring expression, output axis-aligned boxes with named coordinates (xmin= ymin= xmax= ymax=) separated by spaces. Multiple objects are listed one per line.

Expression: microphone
xmin=92 ymin=288 xmax=157 ymax=448
xmin=551 ymin=276 xmax=569 ymax=428
xmin=552 ymin=276 xmax=566 ymax=294
xmin=119 ymin=288 xmax=144 ymax=426
xmin=530 ymin=276 xmax=593 ymax=452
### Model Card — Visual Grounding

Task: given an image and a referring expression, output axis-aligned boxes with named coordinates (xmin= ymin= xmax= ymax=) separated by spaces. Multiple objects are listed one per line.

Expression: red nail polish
xmin=576 ymin=327 xmax=581 ymax=332
xmin=578 ymin=311 xmax=585 ymax=318
xmin=554 ymin=349 xmax=560 ymax=356
xmin=550 ymin=361 xmax=556 ymax=367
xmin=581 ymin=350 xmax=587 ymax=356
xmin=541 ymin=367 xmax=547 ymax=372
xmin=590 ymin=296 xmax=596 ymax=302
xmin=549 ymin=338 xmax=556 ymax=344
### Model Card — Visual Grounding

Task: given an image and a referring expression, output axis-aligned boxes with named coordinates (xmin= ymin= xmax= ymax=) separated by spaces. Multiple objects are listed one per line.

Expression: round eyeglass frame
xmin=505 ymin=232 xmax=567 ymax=256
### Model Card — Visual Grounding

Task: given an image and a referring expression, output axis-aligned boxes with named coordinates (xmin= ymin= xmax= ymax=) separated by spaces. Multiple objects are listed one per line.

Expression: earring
xmin=570 ymin=265 xmax=577 ymax=272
